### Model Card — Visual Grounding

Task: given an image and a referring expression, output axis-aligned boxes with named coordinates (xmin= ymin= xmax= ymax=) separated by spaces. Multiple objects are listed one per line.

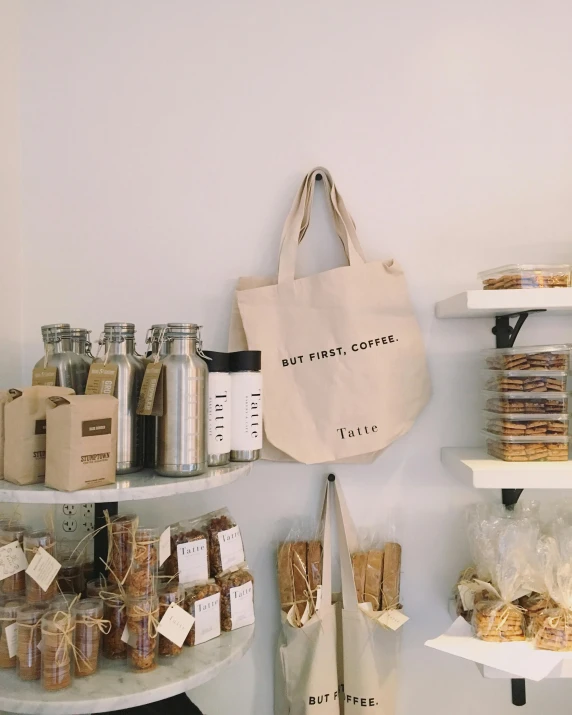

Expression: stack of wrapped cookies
xmin=481 ymin=345 xmax=571 ymax=462
xmin=455 ymin=502 xmax=572 ymax=652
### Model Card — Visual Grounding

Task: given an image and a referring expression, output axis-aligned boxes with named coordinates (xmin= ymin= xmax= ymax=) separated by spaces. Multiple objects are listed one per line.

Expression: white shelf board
xmin=0 ymin=625 xmax=254 ymax=714
xmin=441 ymin=447 xmax=572 ymax=489
xmin=481 ymin=656 xmax=572 ymax=679
xmin=0 ymin=463 xmax=252 ymax=504
xmin=435 ymin=288 xmax=572 ymax=318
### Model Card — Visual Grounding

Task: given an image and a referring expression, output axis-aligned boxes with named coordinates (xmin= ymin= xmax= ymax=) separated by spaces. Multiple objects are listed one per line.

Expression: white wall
xmin=9 ymin=0 xmax=572 ymax=712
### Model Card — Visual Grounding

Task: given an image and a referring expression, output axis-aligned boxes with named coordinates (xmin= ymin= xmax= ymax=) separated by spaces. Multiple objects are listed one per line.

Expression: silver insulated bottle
xmin=70 ymin=328 xmax=93 ymax=365
xmin=35 ymin=323 xmax=90 ymax=395
xmin=157 ymin=323 xmax=207 ymax=477
xmin=95 ymin=322 xmax=146 ymax=474
xmin=144 ymin=324 xmax=168 ymax=469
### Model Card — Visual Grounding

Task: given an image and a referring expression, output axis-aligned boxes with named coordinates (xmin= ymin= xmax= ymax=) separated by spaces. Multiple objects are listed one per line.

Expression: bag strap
xmin=320 ymin=477 xmax=333 ymax=606
xmin=333 ymin=477 xmax=359 ymax=611
xmin=277 ymin=167 xmax=366 ymax=284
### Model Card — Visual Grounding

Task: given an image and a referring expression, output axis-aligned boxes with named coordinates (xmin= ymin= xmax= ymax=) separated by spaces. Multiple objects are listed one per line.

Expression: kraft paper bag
xmin=0 ymin=390 xmax=13 ymax=478
xmin=275 ymin=481 xmax=340 ymax=715
xmin=45 ymin=394 xmax=118 ymax=492
xmin=4 ymin=386 xmax=75 ymax=485
xmin=334 ymin=480 xmax=399 ymax=715
xmin=234 ymin=167 xmax=431 ymax=464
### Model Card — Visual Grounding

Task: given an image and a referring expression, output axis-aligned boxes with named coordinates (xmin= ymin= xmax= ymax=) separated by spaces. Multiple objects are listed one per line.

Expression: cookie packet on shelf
xmin=164 ymin=517 xmax=210 ymax=585
xmin=469 ymin=505 xmax=541 ymax=642
xmin=184 ymin=580 xmax=221 ymax=646
xmin=215 ymin=565 xmax=254 ymax=632
xmin=277 ymin=518 xmax=323 ymax=628
xmin=205 ymin=508 xmax=246 ymax=577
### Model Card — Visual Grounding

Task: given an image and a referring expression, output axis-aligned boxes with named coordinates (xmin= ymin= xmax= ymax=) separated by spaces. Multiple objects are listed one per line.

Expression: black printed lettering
xmin=282 ymin=360 xmax=288 ymax=367
xmin=361 ymin=699 xmax=367 ymax=707
xmin=352 ymin=344 xmax=359 ymax=351
xmin=382 ymin=337 xmax=387 ymax=344
xmin=389 ymin=335 xmax=395 ymax=343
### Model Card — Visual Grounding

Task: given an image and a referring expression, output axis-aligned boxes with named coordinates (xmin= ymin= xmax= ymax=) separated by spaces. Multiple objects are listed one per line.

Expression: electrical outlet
xmin=62 ymin=518 xmax=78 ymax=533
xmin=63 ymin=505 xmax=76 ymax=516
xmin=56 ymin=503 xmax=95 ymax=554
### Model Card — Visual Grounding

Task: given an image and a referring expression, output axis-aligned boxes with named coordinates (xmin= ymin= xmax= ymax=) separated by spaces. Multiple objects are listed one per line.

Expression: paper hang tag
xmin=159 ymin=527 xmax=171 ymax=567
xmin=136 ymin=363 xmax=164 ymax=416
xmin=25 ymin=547 xmax=61 ymax=592
xmin=121 ymin=625 xmax=138 ymax=647
xmin=378 ymin=609 xmax=409 ymax=631
xmin=315 ymin=585 xmax=322 ymax=612
xmin=5 ymin=623 xmax=17 ymax=659
xmin=32 ymin=367 xmax=58 ymax=386
xmin=157 ymin=603 xmax=195 ymax=648
xmin=85 ymin=364 xmax=118 ymax=395
xmin=0 ymin=541 xmax=29 ymax=581
xmin=458 ymin=584 xmax=475 ymax=612
xmin=177 ymin=539 xmax=209 ymax=584
xmin=300 ymin=601 xmax=310 ymax=626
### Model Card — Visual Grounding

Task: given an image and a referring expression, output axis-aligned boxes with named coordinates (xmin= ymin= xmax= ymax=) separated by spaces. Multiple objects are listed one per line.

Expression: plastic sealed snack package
xmin=0 ymin=522 xmax=27 ymax=597
xmin=166 ymin=517 xmax=210 ymax=584
xmin=101 ymin=587 xmax=127 ymax=660
xmin=184 ymin=580 xmax=221 ymax=646
xmin=205 ymin=508 xmax=245 ymax=577
xmin=0 ymin=598 xmax=25 ymax=668
xmin=158 ymin=583 xmax=185 ymax=656
xmin=72 ymin=598 xmax=107 ymax=677
xmin=535 ymin=525 xmax=572 ymax=651
xmin=107 ymin=514 xmax=137 ymax=587
xmin=16 ymin=603 xmax=48 ymax=680
xmin=126 ymin=594 xmax=159 ymax=672
xmin=471 ymin=512 xmax=540 ymax=642
xmin=23 ymin=530 xmax=58 ymax=604
xmin=41 ymin=610 xmax=75 ymax=691
xmin=277 ymin=518 xmax=323 ymax=627
xmin=215 ymin=568 xmax=254 ymax=632
xmin=127 ymin=526 xmax=159 ymax=597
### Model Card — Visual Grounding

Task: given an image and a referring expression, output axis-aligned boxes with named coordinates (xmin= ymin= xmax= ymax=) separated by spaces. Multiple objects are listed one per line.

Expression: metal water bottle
xmin=203 ymin=351 xmax=231 ymax=467
xmin=70 ymin=328 xmax=93 ymax=365
xmin=95 ymin=322 xmax=145 ymax=474
xmin=144 ymin=324 xmax=168 ymax=469
xmin=35 ymin=324 xmax=90 ymax=395
xmin=230 ymin=350 xmax=262 ymax=462
xmin=157 ymin=323 xmax=207 ymax=477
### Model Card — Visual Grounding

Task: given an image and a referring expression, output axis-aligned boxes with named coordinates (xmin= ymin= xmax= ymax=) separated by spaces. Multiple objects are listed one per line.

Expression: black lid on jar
xmin=203 ymin=351 xmax=230 ymax=373
xmin=230 ymin=350 xmax=261 ymax=372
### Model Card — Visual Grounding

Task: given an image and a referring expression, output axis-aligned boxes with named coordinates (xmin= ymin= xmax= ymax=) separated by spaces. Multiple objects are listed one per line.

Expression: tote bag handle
xmin=333 ymin=476 xmax=360 ymax=612
xmin=319 ymin=476 xmax=333 ymax=607
xmin=278 ymin=168 xmax=366 ymax=284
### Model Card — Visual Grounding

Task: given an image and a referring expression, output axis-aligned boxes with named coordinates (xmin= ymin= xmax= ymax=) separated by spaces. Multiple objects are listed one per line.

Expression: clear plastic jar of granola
xmin=57 ymin=559 xmax=85 ymax=596
xmin=158 ymin=584 xmax=185 ymax=657
xmin=73 ymin=598 xmax=105 ymax=677
xmin=0 ymin=598 xmax=24 ymax=668
xmin=127 ymin=527 xmax=159 ymax=597
xmin=24 ymin=530 xmax=57 ymax=604
xmin=41 ymin=610 xmax=75 ymax=691
xmin=127 ymin=594 xmax=159 ymax=672
xmin=101 ymin=590 xmax=127 ymax=660
xmin=16 ymin=603 xmax=48 ymax=680
xmin=108 ymin=514 xmax=137 ymax=586
xmin=0 ymin=524 xmax=27 ymax=597
xmin=86 ymin=574 xmax=108 ymax=599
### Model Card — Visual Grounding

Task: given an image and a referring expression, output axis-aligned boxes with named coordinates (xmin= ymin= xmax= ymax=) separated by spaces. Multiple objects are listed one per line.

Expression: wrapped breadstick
xmin=364 ymin=550 xmax=384 ymax=610
xmin=382 ymin=543 xmax=401 ymax=611
xmin=351 ymin=552 xmax=367 ymax=603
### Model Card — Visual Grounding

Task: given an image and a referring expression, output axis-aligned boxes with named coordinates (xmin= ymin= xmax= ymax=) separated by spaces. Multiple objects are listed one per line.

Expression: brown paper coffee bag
xmin=0 ymin=390 xmax=13 ymax=478
xmin=45 ymin=394 xmax=118 ymax=492
xmin=4 ymin=386 xmax=75 ymax=485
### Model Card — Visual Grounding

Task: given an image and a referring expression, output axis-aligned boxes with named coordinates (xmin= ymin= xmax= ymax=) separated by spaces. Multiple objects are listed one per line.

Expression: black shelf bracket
xmin=511 ymin=679 xmax=526 ymax=707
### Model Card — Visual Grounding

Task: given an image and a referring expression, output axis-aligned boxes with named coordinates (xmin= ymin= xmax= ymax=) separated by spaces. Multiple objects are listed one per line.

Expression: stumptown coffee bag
xmin=45 ymin=395 xmax=118 ymax=492
xmin=3 ymin=386 xmax=75 ymax=485
xmin=0 ymin=390 xmax=13 ymax=478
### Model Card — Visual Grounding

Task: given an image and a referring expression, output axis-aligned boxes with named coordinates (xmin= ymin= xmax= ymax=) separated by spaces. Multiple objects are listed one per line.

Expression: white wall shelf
xmin=435 ymin=288 xmax=572 ymax=318
xmin=441 ymin=447 xmax=572 ymax=489
xmin=0 ymin=625 xmax=254 ymax=714
xmin=481 ymin=658 xmax=572 ymax=680
xmin=0 ymin=463 xmax=252 ymax=505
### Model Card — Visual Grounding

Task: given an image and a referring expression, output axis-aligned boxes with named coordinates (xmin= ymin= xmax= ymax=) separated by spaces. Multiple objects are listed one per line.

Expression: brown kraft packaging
xmin=364 ymin=549 xmax=384 ymax=610
xmin=45 ymin=394 xmax=118 ymax=491
xmin=0 ymin=390 xmax=13 ymax=478
xmin=351 ymin=552 xmax=368 ymax=603
xmin=4 ymin=386 xmax=75 ymax=485
xmin=382 ymin=542 xmax=402 ymax=610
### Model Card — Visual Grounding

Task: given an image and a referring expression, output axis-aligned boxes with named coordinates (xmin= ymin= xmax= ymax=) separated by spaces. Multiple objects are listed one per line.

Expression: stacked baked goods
xmin=351 ymin=542 xmax=402 ymax=612
xmin=456 ymin=502 xmax=572 ymax=651
xmin=277 ymin=538 xmax=322 ymax=626
xmin=478 ymin=264 xmax=571 ymax=290
xmin=0 ymin=506 xmax=254 ymax=690
xmin=481 ymin=345 xmax=571 ymax=462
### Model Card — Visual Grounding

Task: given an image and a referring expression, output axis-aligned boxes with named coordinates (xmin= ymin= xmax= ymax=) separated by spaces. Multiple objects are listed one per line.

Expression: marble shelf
xmin=0 ymin=463 xmax=252 ymax=504
xmin=435 ymin=288 xmax=572 ymax=318
xmin=0 ymin=625 xmax=254 ymax=714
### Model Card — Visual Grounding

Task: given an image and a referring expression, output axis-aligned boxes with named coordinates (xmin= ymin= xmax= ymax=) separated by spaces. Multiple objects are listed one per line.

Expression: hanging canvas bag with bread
xmin=234 ymin=167 xmax=431 ymax=464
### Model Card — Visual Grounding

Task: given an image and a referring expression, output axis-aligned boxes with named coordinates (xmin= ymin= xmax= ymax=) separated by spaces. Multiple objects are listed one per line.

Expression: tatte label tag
xmin=378 ymin=609 xmax=409 ymax=631
xmin=194 ymin=593 xmax=221 ymax=645
xmin=0 ymin=541 xmax=28 ymax=581
xmin=177 ymin=539 xmax=209 ymax=584
xmin=157 ymin=603 xmax=195 ymax=648
xmin=229 ymin=581 xmax=255 ymax=629
xmin=218 ymin=526 xmax=245 ymax=572
xmin=25 ymin=547 xmax=61 ymax=592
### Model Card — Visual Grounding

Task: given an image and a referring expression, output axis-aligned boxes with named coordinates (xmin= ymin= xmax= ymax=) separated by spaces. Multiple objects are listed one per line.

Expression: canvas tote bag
xmin=334 ymin=479 xmax=399 ymax=715
xmin=235 ymin=167 xmax=431 ymax=464
xmin=275 ymin=480 xmax=340 ymax=715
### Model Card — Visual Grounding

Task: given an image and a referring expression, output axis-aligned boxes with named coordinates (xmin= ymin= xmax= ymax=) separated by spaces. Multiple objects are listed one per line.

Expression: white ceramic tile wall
xmin=4 ymin=0 xmax=572 ymax=712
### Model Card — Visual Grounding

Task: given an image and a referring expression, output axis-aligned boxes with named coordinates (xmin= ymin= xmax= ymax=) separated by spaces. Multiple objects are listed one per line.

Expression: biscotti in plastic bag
xmin=205 ymin=508 xmax=245 ymax=576
xmin=215 ymin=568 xmax=254 ymax=631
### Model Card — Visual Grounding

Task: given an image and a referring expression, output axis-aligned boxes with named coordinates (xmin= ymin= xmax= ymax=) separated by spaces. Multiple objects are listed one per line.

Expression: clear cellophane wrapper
xmin=126 ymin=595 xmax=159 ymax=672
xmin=41 ymin=610 xmax=75 ymax=691
xmin=24 ymin=530 xmax=57 ymax=604
xmin=470 ymin=505 xmax=541 ymax=642
xmin=16 ymin=603 xmax=48 ymax=680
xmin=277 ymin=518 xmax=323 ymax=628
xmin=0 ymin=523 xmax=27 ymax=597
xmin=158 ymin=583 xmax=185 ymax=656
xmin=0 ymin=598 xmax=24 ymax=668
xmin=108 ymin=514 xmax=137 ymax=587
xmin=73 ymin=598 xmax=106 ymax=677
xmin=163 ymin=517 xmax=208 ymax=579
xmin=101 ymin=588 xmax=127 ymax=660
xmin=535 ymin=525 xmax=572 ymax=651
xmin=126 ymin=526 xmax=159 ymax=598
